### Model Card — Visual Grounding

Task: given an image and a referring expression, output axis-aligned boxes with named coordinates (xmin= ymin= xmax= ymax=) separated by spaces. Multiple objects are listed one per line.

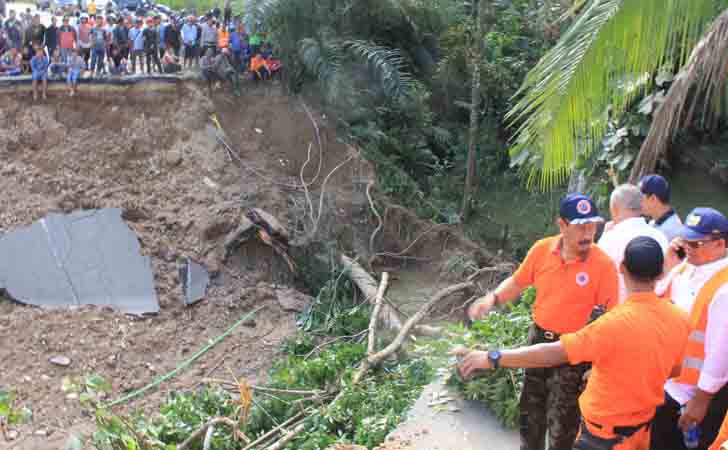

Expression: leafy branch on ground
xmin=420 ymin=287 xmax=535 ymax=429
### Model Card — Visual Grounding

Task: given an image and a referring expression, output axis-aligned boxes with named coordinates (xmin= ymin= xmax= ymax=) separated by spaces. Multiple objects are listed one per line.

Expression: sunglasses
xmin=683 ymin=238 xmax=722 ymax=249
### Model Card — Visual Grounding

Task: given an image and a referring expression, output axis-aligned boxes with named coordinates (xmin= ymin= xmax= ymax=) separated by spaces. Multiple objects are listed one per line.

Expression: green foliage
xmin=424 ymin=287 xmax=535 ymax=429
xmin=507 ymin=0 xmax=721 ymax=188
xmin=62 ymin=374 xmax=113 ymax=409
xmin=0 ymin=389 xmax=32 ymax=425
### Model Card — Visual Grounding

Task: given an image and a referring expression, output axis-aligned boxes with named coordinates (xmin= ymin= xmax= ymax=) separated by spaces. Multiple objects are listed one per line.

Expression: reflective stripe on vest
xmin=675 ymin=265 xmax=728 ymax=386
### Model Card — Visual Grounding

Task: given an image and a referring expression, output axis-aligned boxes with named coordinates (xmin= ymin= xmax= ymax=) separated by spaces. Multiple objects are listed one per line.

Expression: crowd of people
xmin=0 ymin=6 xmax=282 ymax=100
xmin=457 ymin=174 xmax=728 ymax=450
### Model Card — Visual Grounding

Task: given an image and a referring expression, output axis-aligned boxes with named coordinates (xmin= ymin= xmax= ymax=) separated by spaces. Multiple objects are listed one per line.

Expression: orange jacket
xmin=674 ymin=266 xmax=728 ymax=386
xmin=217 ymin=30 xmax=229 ymax=49
xmin=250 ymin=55 xmax=267 ymax=72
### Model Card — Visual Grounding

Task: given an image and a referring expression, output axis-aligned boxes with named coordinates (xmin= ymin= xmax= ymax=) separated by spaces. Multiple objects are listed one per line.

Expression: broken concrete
xmin=180 ymin=258 xmax=210 ymax=306
xmin=0 ymin=208 xmax=159 ymax=315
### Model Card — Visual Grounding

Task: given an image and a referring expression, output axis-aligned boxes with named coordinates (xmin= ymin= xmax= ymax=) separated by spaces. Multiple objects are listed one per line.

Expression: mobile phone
xmin=676 ymin=247 xmax=686 ymax=259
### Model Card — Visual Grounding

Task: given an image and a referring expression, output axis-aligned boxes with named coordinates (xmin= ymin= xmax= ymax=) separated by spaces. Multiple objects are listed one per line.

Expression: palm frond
xmin=298 ymin=37 xmax=345 ymax=102
xmin=342 ymin=39 xmax=414 ymax=100
xmin=630 ymin=9 xmax=728 ymax=181
xmin=506 ymin=0 xmax=718 ymax=189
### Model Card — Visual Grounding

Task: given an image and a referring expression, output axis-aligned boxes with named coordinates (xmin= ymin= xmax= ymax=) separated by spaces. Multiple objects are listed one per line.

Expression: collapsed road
xmin=0 ymin=208 xmax=159 ymax=315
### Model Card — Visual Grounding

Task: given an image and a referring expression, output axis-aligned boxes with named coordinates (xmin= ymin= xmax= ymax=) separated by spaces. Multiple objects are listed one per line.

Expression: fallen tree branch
xmin=178 ymin=417 xmax=248 ymax=450
xmin=202 ymin=425 xmax=215 ymax=450
xmin=304 ymin=329 xmax=368 ymax=360
xmin=368 ymin=272 xmax=389 ymax=355
xmin=264 ymin=421 xmax=307 ymax=450
xmin=202 ymin=379 xmax=323 ymax=397
xmin=241 ymin=412 xmax=306 ymax=450
xmin=341 ymin=255 xmax=404 ymax=332
xmin=353 ymin=281 xmax=475 ymax=384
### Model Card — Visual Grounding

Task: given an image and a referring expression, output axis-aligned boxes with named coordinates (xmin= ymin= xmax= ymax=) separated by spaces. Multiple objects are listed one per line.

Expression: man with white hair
xmin=599 ymin=184 xmax=669 ymax=303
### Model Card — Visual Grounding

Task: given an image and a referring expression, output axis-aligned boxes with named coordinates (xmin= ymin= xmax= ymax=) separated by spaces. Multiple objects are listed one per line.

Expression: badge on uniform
xmin=576 ymin=272 xmax=590 ymax=287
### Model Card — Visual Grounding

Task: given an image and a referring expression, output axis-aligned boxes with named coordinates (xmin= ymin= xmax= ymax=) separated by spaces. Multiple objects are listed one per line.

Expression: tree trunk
xmin=461 ymin=0 xmax=483 ymax=221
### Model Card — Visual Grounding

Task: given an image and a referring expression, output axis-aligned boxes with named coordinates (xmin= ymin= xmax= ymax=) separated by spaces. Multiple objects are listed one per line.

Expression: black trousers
xmin=650 ymin=385 xmax=728 ymax=450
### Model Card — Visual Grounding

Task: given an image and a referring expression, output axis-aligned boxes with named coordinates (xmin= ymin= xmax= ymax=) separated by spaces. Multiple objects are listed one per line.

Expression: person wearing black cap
xmin=651 ymin=208 xmax=728 ymax=450
xmin=468 ymin=193 xmax=619 ymax=450
xmin=458 ymin=236 xmax=690 ymax=450
xmin=640 ymin=174 xmax=683 ymax=243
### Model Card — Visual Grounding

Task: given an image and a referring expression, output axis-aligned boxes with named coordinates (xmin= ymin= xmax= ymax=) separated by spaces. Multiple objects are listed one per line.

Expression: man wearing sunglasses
xmin=651 ymin=208 xmax=728 ymax=450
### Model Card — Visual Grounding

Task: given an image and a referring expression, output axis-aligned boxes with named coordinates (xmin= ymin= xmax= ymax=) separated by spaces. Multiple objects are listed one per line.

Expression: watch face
xmin=488 ymin=350 xmax=501 ymax=361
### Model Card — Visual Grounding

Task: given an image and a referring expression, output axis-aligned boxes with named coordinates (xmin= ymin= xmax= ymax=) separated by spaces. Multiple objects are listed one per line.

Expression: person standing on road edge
xmin=45 ymin=16 xmax=59 ymax=59
xmin=58 ymin=16 xmax=76 ymax=63
xmin=128 ymin=17 xmax=144 ymax=74
xmin=650 ymin=207 xmax=728 ymax=450
xmin=467 ymin=193 xmax=619 ymax=450
xmin=180 ymin=15 xmax=197 ymax=68
xmin=142 ymin=17 xmax=161 ymax=73
xmin=458 ymin=236 xmax=690 ymax=450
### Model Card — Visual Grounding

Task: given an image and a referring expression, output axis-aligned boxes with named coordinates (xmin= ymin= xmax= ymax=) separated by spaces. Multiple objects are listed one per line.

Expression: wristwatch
xmin=488 ymin=350 xmax=502 ymax=369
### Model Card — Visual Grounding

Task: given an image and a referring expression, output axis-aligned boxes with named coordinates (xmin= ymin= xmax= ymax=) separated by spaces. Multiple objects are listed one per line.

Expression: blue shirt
xmin=31 ymin=55 xmax=49 ymax=73
xmin=229 ymin=31 xmax=242 ymax=51
xmin=129 ymin=27 xmax=144 ymax=51
xmin=181 ymin=23 xmax=197 ymax=45
xmin=651 ymin=210 xmax=683 ymax=243
xmin=158 ymin=23 xmax=166 ymax=48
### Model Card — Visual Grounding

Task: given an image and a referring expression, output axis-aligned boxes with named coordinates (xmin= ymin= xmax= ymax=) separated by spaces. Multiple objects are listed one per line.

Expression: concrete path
xmin=389 ymin=377 xmax=519 ymax=450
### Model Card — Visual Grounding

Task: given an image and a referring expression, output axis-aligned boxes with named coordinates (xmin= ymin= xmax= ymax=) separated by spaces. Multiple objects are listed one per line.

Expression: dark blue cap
xmin=559 ymin=193 xmax=603 ymax=225
xmin=639 ymin=175 xmax=670 ymax=202
xmin=624 ymin=236 xmax=664 ymax=280
xmin=679 ymin=207 xmax=728 ymax=240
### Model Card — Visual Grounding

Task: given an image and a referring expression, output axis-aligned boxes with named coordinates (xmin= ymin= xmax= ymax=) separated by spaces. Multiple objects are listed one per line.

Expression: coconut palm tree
xmin=506 ymin=0 xmax=726 ymax=189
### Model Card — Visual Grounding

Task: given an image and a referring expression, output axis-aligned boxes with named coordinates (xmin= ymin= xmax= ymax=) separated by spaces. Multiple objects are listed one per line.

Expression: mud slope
xmin=0 ymin=84 xmax=353 ymax=448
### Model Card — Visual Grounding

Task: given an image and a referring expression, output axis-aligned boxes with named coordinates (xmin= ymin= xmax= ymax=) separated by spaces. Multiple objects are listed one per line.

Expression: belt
xmin=587 ymin=419 xmax=650 ymax=438
xmin=534 ymin=324 xmax=560 ymax=342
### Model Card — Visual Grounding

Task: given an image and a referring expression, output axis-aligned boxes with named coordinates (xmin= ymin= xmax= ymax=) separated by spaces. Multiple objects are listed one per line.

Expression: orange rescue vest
xmin=709 ymin=414 xmax=728 ymax=450
xmin=674 ymin=265 xmax=728 ymax=386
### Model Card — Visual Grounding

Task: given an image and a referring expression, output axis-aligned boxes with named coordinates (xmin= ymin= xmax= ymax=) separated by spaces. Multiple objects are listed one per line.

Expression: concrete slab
xmin=0 ymin=208 xmax=159 ymax=315
xmin=389 ymin=377 xmax=519 ymax=450
xmin=180 ymin=258 xmax=209 ymax=306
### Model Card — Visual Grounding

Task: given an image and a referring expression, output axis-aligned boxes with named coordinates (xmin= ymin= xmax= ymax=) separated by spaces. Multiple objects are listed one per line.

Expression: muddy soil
xmin=0 ymin=83 xmax=353 ymax=449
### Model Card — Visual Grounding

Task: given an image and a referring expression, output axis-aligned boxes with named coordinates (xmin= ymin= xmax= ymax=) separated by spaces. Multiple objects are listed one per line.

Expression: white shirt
xmin=598 ymin=217 xmax=669 ymax=302
xmin=664 ymin=256 xmax=728 ymax=405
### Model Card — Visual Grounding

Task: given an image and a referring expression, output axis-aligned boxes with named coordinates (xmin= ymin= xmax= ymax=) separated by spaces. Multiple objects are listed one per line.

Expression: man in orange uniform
xmin=460 ymin=236 xmax=690 ymax=450
xmin=650 ymin=208 xmax=728 ymax=450
xmin=468 ymin=193 xmax=619 ymax=450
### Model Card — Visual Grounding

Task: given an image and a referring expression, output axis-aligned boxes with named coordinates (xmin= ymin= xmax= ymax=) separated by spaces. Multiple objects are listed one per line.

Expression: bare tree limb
xmin=367 ymin=272 xmax=390 ymax=355
xmin=353 ymin=281 xmax=475 ymax=384
xmin=178 ymin=417 xmax=249 ymax=450
xmin=202 ymin=425 xmax=215 ymax=450
xmin=300 ymin=100 xmax=324 ymax=186
xmin=367 ymin=180 xmax=383 ymax=256
xmin=241 ymin=413 xmax=306 ymax=450
xmin=264 ymin=422 xmax=307 ymax=450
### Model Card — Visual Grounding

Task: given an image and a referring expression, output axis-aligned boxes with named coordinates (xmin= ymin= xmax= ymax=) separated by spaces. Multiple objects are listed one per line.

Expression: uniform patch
xmin=576 ymin=199 xmax=592 ymax=215
xmin=575 ymin=272 xmax=590 ymax=287
xmin=686 ymin=214 xmax=701 ymax=227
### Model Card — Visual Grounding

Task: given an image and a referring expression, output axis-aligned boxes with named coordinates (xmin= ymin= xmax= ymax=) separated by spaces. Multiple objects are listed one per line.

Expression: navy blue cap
xmin=639 ymin=175 xmax=670 ymax=202
xmin=559 ymin=193 xmax=603 ymax=225
xmin=679 ymin=207 xmax=728 ymax=240
xmin=624 ymin=236 xmax=664 ymax=280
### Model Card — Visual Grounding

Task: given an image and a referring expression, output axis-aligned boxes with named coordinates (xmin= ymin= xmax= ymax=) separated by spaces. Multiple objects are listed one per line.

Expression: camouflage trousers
xmin=519 ymin=324 xmax=587 ymax=450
